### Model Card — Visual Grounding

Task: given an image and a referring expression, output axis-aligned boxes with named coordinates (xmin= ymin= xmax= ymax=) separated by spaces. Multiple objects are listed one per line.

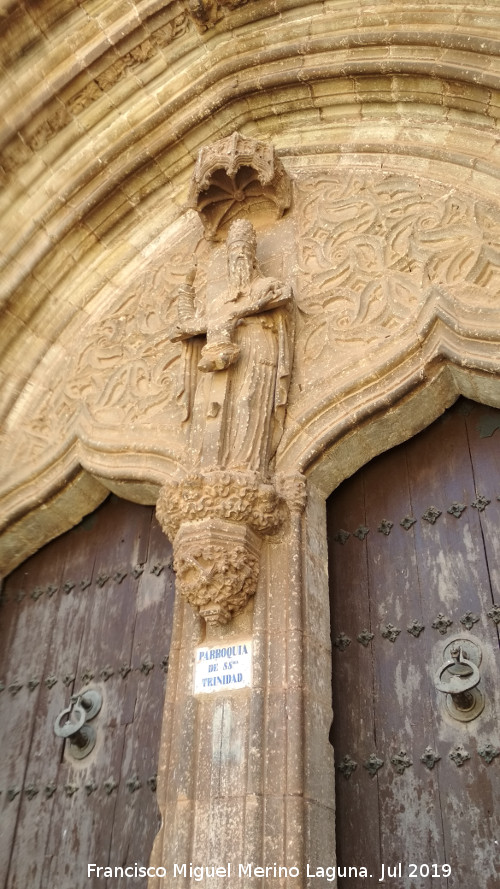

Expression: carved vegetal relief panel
xmin=291 ymin=171 xmax=500 ymax=394
xmin=0 ymin=223 xmax=206 ymax=491
xmin=66 ymin=256 xmax=196 ymax=431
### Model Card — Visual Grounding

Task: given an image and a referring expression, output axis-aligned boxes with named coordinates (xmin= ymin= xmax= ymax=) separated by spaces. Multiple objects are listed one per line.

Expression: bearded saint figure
xmin=171 ymin=219 xmax=294 ymax=475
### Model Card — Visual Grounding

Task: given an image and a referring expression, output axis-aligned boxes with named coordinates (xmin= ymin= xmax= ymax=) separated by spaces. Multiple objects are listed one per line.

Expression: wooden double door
xmin=328 ymin=399 xmax=500 ymax=888
xmin=0 ymin=496 xmax=175 ymax=888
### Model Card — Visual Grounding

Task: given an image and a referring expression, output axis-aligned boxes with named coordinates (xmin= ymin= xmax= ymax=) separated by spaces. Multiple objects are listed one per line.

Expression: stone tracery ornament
xmin=157 ymin=217 xmax=297 ymax=624
xmin=187 ymin=132 xmax=292 ymax=239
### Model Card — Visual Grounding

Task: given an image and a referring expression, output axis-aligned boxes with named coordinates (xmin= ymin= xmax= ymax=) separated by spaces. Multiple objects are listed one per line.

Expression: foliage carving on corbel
xmin=156 ymin=471 xmax=288 ymax=624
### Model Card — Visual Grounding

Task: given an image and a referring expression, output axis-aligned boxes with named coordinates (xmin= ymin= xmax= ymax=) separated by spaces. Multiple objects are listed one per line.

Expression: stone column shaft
xmin=150 ymin=482 xmax=336 ymax=888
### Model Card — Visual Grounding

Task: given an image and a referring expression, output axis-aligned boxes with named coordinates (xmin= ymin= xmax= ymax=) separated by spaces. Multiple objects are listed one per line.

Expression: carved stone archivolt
xmin=183 ymin=0 xmax=246 ymax=32
xmin=187 ymin=132 xmax=292 ymax=239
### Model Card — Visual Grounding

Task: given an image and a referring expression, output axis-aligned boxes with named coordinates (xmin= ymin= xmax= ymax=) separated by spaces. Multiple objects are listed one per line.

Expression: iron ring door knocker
xmin=434 ymin=641 xmax=484 ymax=722
xmin=54 ymin=689 xmax=102 ymax=759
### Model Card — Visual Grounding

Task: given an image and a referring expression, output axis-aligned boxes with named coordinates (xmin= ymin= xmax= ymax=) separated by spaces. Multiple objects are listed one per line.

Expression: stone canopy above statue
xmin=186 ymin=131 xmax=292 ymax=239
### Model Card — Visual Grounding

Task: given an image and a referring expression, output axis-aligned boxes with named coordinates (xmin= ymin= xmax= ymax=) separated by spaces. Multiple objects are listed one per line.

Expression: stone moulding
xmin=186 ymin=131 xmax=292 ymax=238
xmin=156 ymin=470 xmax=289 ymax=624
xmin=183 ymin=0 xmax=251 ymax=31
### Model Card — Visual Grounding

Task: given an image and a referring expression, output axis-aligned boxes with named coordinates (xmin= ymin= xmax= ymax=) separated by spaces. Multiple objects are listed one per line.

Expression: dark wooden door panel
xmin=0 ymin=496 xmax=174 ymax=889
xmin=328 ymin=399 xmax=500 ymax=889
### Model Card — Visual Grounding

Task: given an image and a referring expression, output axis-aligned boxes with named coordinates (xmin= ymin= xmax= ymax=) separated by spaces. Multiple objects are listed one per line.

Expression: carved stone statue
xmin=171 ymin=218 xmax=294 ymax=474
xmin=157 ymin=218 xmax=297 ymax=625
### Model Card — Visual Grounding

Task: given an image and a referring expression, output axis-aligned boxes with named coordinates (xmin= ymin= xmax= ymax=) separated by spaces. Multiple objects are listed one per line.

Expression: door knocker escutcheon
xmin=434 ymin=639 xmax=484 ymax=722
xmin=54 ymin=689 xmax=102 ymax=759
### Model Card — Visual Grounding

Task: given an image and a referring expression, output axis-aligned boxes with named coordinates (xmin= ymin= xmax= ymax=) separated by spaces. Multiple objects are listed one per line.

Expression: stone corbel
xmin=156 ymin=470 xmax=289 ymax=624
xmin=186 ymin=131 xmax=292 ymax=238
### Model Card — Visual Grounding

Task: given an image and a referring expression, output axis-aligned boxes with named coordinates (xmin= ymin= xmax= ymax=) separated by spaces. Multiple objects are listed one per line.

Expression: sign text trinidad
xmin=194 ymin=642 xmax=252 ymax=694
